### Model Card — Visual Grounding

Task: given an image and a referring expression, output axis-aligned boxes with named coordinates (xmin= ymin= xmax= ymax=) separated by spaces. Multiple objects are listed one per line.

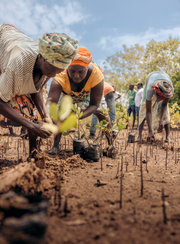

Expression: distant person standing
xmin=135 ymin=82 xmax=143 ymax=128
xmin=127 ymin=84 xmax=136 ymax=129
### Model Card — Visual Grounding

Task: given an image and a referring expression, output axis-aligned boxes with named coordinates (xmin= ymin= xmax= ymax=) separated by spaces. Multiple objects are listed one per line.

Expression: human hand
xmin=147 ymin=131 xmax=155 ymax=142
xmin=29 ymin=123 xmax=52 ymax=138
xmin=157 ymin=121 xmax=163 ymax=133
xmin=43 ymin=115 xmax=53 ymax=124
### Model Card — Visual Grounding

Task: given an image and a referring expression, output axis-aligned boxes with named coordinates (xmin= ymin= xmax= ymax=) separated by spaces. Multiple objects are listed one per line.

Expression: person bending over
xmin=47 ymin=47 xmax=110 ymax=155
xmin=137 ymin=72 xmax=174 ymax=142
xmin=0 ymin=24 xmax=78 ymax=155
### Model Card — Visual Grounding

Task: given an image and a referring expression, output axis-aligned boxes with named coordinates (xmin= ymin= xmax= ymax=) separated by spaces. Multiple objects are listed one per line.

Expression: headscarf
xmin=39 ymin=33 xmax=78 ymax=69
xmin=151 ymin=79 xmax=173 ymax=102
xmin=70 ymin=47 xmax=92 ymax=67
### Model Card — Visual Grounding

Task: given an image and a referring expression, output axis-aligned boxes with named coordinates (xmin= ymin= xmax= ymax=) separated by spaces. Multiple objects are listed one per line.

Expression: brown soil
xmin=0 ymin=127 xmax=180 ymax=244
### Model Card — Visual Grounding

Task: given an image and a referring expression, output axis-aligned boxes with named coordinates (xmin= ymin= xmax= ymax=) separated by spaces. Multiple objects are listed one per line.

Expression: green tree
xmin=104 ymin=37 xmax=180 ymax=104
xmin=104 ymin=44 xmax=145 ymax=93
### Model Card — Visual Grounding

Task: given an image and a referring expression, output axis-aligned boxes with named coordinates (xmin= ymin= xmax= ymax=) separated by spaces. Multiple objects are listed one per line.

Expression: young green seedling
xmin=43 ymin=95 xmax=77 ymax=134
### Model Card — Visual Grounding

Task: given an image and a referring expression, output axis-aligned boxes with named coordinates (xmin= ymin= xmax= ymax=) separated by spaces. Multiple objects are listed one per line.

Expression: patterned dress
xmin=139 ymin=72 xmax=172 ymax=130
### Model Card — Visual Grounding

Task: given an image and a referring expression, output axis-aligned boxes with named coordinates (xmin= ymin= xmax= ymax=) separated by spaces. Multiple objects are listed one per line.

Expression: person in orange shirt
xmin=47 ymin=47 xmax=110 ymax=155
xmin=89 ymin=82 xmax=121 ymax=138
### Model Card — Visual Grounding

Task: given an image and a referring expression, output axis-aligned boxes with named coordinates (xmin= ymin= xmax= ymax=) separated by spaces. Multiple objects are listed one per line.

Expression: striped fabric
xmin=0 ymin=24 xmax=46 ymax=102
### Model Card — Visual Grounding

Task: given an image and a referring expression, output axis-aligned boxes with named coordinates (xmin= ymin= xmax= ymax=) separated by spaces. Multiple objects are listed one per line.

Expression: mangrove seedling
xmin=43 ymin=95 xmax=77 ymax=134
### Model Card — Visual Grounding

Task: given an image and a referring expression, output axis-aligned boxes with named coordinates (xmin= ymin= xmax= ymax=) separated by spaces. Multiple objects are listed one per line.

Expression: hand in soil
xmin=30 ymin=124 xmax=52 ymax=138
xmin=157 ymin=122 xmax=163 ymax=133
xmin=147 ymin=132 xmax=155 ymax=142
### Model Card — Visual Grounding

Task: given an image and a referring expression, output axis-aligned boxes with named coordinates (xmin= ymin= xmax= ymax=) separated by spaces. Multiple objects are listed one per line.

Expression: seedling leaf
xmin=50 ymin=103 xmax=59 ymax=122
xmin=59 ymin=95 xmax=73 ymax=121
xmin=59 ymin=114 xmax=77 ymax=132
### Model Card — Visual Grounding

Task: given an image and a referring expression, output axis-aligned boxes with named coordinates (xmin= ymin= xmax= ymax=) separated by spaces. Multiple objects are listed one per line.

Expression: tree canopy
xmin=103 ymin=37 xmax=180 ymax=105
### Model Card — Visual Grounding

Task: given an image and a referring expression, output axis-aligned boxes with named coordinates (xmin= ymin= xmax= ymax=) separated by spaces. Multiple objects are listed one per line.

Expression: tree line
xmin=103 ymin=37 xmax=180 ymax=105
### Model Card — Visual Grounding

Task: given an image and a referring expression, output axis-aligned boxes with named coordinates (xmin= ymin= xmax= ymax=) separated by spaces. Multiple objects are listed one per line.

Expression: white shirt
xmin=114 ymin=91 xmax=120 ymax=100
xmin=135 ymin=88 xmax=143 ymax=107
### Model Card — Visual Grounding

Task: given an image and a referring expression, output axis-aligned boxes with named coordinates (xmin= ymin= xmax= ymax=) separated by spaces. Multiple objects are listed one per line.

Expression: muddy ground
xmin=0 ymin=127 xmax=180 ymax=244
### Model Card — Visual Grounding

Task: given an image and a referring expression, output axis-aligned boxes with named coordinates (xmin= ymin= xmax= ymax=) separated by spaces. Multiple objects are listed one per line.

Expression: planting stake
xmin=146 ymin=161 xmax=148 ymax=173
xmin=126 ymin=161 xmax=128 ymax=172
xmin=120 ymin=156 xmax=123 ymax=209
xmin=162 ymin=188 xmax=167 ymax=224
xmin=165 ymin=148 xmax=168 ymax=170
xmin=146 ymin=144 xmax=148 ymax=163
xmin=58 ymin=170 xmax=61 ymax=210
xmin=100 ymin=144 xmax=103 ymax=171
xmin=116 ymin=160 xmax=120 ymax=178
xmin=136 ymin=148 xmax=138 ymax=166
xmin=140 ymin=152 xmax=143 ymax=197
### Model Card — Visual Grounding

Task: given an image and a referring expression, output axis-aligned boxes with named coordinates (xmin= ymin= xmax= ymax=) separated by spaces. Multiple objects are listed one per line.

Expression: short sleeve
xmin=53 ymin=70 xmax=71 ymax=94
xmin=88 ymin=64 xmax=104 ymax=89
xmin=0 ymin=69 xmax=17 ymax=102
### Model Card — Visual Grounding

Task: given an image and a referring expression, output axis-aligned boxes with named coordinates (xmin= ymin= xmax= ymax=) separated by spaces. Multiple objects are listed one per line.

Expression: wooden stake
xmin=116 ymin=160 xmax=120 ymax=178
xmin=162 ymin=188 xmax=167 ymax=224
xmin=165 ymin=148 xmax=168 ymax=170
xmin=58 ymin=170 xmax=61 ymax=210
xmin=100 ymin=143 xmax=103 ymax=171
xmin=120 ymin=156 xmax=123 ymax=208
xmin=17 ymin=139 xmax=19 ymax=163
xmin=136 ymin=149 xmax=138 ymax=166
xmin=140 ymin=152 xmax=143 ymax=197
xmin=146 ymin=144 xmax=148 ymax=162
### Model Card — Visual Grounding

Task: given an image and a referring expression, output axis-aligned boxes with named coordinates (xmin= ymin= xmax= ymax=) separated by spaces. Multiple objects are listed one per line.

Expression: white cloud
xmin=0 ymin=0 xmax=88 ymax=40
xmin=99 ymin=26 xmax=180 ymax=51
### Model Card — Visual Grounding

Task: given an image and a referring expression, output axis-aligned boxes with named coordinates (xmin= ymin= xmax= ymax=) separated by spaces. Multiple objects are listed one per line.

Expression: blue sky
xmin=1 ymin=0 xmax=180 ymax=69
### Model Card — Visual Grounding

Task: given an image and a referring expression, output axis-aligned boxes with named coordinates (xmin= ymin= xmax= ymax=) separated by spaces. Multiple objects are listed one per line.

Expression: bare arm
xmin=80 ymin=80 xmax=104 ymax=120
xmin=115 ymin=94 xmax=121 ymax=101
xmin=46 ymin=79 xmax=62 ymax=107
xmin=31 ymin=89 xmax=49 ymax=120
xmin=0 ymin=98 xmax=51 ymax=138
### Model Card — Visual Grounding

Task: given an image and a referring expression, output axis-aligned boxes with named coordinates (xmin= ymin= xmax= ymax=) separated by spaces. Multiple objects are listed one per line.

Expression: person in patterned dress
xmin=0 ymin=23 xmax=78 ymax=155
xmin=137 ymin=72 xmax=174 ymax=143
